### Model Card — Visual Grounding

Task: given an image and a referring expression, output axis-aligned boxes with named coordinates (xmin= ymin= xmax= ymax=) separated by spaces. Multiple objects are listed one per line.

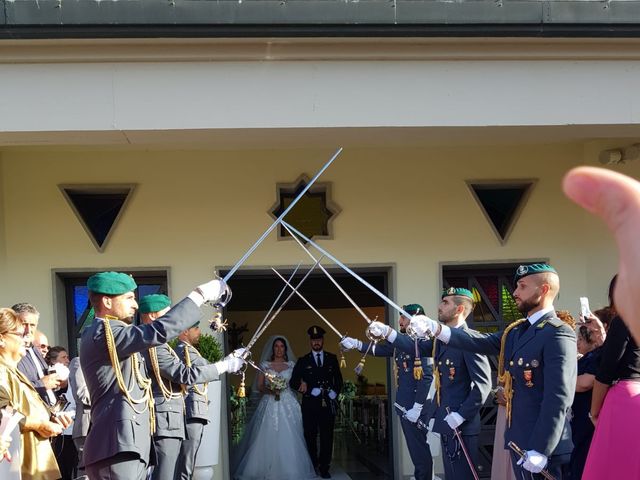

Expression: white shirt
xmin=313 ymin=350 xmax=324 ymax=367
xmin=527 ymin=306 xmax=555 ymax=325
xmin=29 ymin=348 xmax=57 ymax=405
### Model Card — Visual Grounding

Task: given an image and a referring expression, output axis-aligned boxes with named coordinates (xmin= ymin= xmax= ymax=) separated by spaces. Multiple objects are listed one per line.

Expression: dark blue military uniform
xmin=290 ymin=350 xmax=343 ymax=476
xmin=447 ymin=310 xmax=577 ymax=479
xmin=359 ymin=337 xmax=434 ymax=480
xmin=393 ymin=326 xmax=491 ymax=480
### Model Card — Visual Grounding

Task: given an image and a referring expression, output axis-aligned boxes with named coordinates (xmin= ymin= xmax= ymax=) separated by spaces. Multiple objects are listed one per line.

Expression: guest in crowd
xmin=46 ymin=347 xmax=77 ymax=480
xmin=0 ymin=307 xmax=71 ymax=480
xmin=13 ymin=304 xmax=60 ymax=407
xmin=568 ymin=312 xmax=605 ymax=479
xmin=582 ymin=276 xmax=640 ymax=479
xmin=68 ymin=355 xmax=90 ymax=480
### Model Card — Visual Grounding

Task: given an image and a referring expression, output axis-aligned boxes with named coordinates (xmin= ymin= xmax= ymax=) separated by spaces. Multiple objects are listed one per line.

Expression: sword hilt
xmin=508 ymin=441 xmax=556 ymax=480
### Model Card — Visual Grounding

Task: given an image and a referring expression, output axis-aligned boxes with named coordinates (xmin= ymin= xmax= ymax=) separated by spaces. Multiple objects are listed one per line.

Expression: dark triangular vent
xmin=60 ymin=185 xmax=136 ymax=252
xmin=467 ymin=180 xmax=535 ymax=245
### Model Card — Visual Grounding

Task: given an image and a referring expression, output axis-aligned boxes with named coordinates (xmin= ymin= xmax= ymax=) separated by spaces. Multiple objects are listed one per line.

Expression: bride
xmin=232 ymin=336 xmax=317 ymax=480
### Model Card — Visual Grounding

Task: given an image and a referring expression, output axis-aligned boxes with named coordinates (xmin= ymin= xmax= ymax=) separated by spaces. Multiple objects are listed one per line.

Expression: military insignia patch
xmin=517 ymin=265 xmax=528 ymax=276
xmin=447 ymin=287 xmax=456 ymax=295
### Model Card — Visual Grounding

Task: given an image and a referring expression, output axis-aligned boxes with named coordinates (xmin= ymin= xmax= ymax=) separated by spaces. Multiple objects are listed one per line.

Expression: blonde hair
xmin=0 ymin=308 xmax=21 ymax=335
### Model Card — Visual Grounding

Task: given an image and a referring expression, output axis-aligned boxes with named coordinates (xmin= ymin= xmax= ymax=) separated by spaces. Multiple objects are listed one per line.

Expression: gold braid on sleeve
xmin=184 ymin=344 xmax=208 ymax=400
xmin=103 ymin=318 xmax=156 ymax=434
xmin=149 ymin=346 xmax=185 ymax=401
xmin=497 ymin=319 xmax=526 ymax=427
xmin=432 ymin=339 xmax=440 ymax=406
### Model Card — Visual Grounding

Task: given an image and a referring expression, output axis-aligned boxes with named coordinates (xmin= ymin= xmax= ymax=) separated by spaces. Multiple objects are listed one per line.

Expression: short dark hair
xmin=11 ymin=303 xmax=39 ymax=316
xmin=451 ymin=296 xmax=474 ymax=317
xmin=45 ymin=346 xmax=67 ymax=366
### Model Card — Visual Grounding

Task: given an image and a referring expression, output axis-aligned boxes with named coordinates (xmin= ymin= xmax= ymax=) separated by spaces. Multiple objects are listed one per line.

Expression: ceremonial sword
xmin=247 ymin=262 xmax=302 ymax=348
xmin=281 ymin=221 xmax=416 ymax=321
xmin=245 ymin=256 xmax=324 ymax=353
xmin=221 ymin=148 xmax=342 ymax=286
xmin=446 ymin=407 xmax=480 ymax=480
xmin=508 ymin=441 xmax=556 ymax=480
xmin=271 ymin=267 xmax=344 ymax=339
xmin=282 ymin=222 xmax=376 ymax=326
xmin=393 ymin=402 xmax=429 ymax=431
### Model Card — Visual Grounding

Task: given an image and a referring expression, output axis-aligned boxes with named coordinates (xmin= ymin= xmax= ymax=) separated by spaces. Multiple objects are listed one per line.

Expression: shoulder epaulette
xmin=538 ymin=317 xmax=563 ymax=328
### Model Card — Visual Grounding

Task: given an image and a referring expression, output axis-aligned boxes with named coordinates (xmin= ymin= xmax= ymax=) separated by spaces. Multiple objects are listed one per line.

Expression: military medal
xmin=517 ymin=358 xmax=523 ymax=366
xmin=449 ymin=366 xmax=456 ymax=380
xmin=524 ymin=369 xmax=533 ymax=387
xmin=531 ymin=359 xmax=539 ymax=368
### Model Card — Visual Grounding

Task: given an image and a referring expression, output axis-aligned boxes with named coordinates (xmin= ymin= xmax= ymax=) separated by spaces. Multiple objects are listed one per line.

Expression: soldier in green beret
xmin=365 ymin=289 xmax=491 ymax=480
xmin=138 ymin=294 xmax=228 ymax=480
xmin=80 ymin=272 xmax=247 ymax=480
xmin=407 ymin=264 xmax=577 ymax=479
xmin=174 ymin=321 xmax=213 ymax=479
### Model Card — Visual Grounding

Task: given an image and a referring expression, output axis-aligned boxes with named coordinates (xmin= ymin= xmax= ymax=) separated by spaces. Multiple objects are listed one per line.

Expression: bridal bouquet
xmin=267 ymin=375 xmax=288 ymax=401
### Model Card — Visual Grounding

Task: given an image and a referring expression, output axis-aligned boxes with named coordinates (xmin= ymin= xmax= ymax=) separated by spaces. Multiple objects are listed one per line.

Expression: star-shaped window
xmin=269 ymin=175 xmax=340 ymax=241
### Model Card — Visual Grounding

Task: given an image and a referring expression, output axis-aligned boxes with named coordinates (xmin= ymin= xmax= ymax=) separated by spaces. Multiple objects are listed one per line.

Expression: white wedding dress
xmin=232 ymin=360 xmax=317 ymax=480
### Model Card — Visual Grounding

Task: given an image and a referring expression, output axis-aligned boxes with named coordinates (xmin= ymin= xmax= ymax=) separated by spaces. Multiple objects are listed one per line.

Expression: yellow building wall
xmin=0 ymin=142 xmax=638 ymax=479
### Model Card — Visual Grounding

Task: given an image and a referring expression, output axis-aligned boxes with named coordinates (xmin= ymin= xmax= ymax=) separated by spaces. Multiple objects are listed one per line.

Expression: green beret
xmin=138 ymin=294 xmax=171 ymax=314
xmin=442 ymin=287 xmax=474 ymax=300
xmin=402 ymin=304 xmax=425 ymax=316
xmin=87 ymin=272 xmax=137 ymax=295
xmin=514 ymin=263 xmax=558 ymax=282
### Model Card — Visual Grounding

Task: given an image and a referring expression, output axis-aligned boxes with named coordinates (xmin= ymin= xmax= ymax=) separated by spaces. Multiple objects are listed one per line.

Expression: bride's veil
xmin=250 ymin=335 xmax=297 ymax=397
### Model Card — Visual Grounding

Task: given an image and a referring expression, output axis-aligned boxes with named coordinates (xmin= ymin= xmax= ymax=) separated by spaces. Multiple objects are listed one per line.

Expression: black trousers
xmin=302 ymin=402 xmax=335 ymax=473
xmin=400 ymin=416 xmax=433 ymax=480
xmin=51 ymin=434 xmax=78 ymax=480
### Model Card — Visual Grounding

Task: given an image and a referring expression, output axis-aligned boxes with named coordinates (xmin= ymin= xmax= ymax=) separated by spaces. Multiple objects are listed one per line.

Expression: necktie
xmin=519 ymin=320 xmax=531 ymax=339
xmin=316 ymin=353 xmax=322 ymax=367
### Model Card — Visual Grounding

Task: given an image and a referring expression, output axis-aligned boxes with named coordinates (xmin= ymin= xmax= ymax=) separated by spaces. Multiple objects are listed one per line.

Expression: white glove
xmin=404 ymin=403 xmax=423 ymax=423
xmin=340 ymin=337 xmax=362 ymax=351
xmin=195 ymin=279 xmax=224 ymax=303
xmin=368 ymin=321 xmax=391 ymax=339
xmin=311 ymin=388 xmax=322 ymax=397
xmin=409 ymin=315 xmax=439 ymax=338
xmin=232 ymin=347 xmax=248 ymax=359
xmin=214 ymin=351 xmax=246 ymax=375
xmin=328 ymin=390 xmax=337 ymax=400
xmin=517 ymin=450 xmax=548 ymax=473
xmin=444 ymin=411 xmax=465 ymax=430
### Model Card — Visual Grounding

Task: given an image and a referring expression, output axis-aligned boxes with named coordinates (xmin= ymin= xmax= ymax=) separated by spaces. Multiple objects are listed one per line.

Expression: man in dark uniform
xmin=341 ymin=304 xmax=434 ymax=480
xmin=174 ymin=322 xmax=214 ymax=480
xmin=408 ymin=264 xmax=577 ymax=479
xmin=368 ymin=289 xmax=491 ymax=480
xmin=138 ymin=294 xmax=226 ymax=480
xmin=290 ymin=325 xmax=344 ymax=479
xmin=80 ymin=272 xmax=246 ymax=480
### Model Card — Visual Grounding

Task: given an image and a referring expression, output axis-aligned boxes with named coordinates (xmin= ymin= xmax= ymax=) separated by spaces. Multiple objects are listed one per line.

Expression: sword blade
xmin=282 ymin=221 xmax=413 ymax=319
xmin=223 ymin=148 xmax=342 ymax=283
xmin=271 ymin=267 xmax=343 ymax=338
xmin=247 ymin=262 xmax=302 ymax=348
xmin=282 ymin=222 xmax=373 ymax=324
xmin=245 ymin=256 xmax=324 ymax=352
xmin=445 ymin=407 xmax=480 ymax=480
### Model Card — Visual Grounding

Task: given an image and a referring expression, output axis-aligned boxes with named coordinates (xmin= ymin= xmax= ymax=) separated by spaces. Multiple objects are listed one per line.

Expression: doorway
xmin=223 ymin=266 xmax=394 ymax=480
